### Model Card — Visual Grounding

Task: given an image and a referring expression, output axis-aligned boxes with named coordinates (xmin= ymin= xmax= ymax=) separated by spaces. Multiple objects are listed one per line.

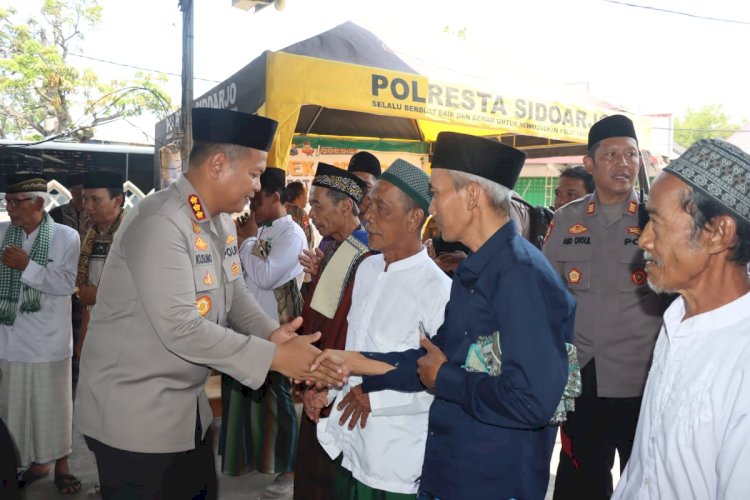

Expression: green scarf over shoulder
xmin=0 ymin=212 xmax=53 ymax=325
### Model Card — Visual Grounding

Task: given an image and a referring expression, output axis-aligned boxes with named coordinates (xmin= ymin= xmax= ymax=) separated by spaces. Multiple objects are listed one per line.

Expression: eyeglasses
xmin=0 ymin=197 xmax=35 ymax=208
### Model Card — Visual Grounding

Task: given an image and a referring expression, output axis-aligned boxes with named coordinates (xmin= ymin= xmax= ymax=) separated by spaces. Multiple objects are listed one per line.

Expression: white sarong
xmin=0 ymin=358 xmax=73 ymax=465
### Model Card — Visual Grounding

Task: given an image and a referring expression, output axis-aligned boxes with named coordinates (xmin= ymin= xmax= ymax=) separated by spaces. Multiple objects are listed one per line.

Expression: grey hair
xmin=326 ymin=189 xmax=360 ymax=217
xmin=445 ymin=170 xmax=511 ymax=214
xmin=28 ymin=191 xmax=50 ymax=204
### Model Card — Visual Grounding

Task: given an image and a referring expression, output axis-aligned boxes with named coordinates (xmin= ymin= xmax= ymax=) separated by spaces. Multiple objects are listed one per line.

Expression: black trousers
xmin=71 ymin=295 xmax=83 ymax=389
xmin=0 ymin=417 xmax=20 ymax=500
xmin=553 ymin=360 xmax=642 ymax=500
xmin=85 ymin=412 xmax=217 ymax=500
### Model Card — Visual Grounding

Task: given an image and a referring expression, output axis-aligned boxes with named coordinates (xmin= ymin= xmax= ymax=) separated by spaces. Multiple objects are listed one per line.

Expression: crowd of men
xmin=0 ymin=106 xmax=748 ymax=500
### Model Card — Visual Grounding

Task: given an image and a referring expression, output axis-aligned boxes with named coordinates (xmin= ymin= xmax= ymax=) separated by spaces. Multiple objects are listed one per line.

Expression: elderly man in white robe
xmin=313 ymin=159 xmax=452 ymax=499
xmin=613 ymin=139 xmax=750 ymax=499
xmin=0 ymin=174 xmax=80 ymax=494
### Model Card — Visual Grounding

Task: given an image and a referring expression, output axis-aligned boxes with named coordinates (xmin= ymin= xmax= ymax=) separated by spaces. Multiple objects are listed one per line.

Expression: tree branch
xmin=0 ymin=102 xmax=46 ymax=136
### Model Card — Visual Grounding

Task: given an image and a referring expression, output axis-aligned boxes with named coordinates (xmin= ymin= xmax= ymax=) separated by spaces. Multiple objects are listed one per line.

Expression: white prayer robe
xmin=0 ymin=221 xmax=79 ymax=362
xmin=613 ymin=291 xmax=750 ymax=500
xmin=317 ymin=249 xmax=452 ymax=494
xmin=238 ymin=215 xmax=306 ymax=320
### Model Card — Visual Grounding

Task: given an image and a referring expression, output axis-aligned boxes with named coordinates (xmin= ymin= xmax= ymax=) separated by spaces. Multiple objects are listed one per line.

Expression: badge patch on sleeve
xmin=196 ymin=295 xmax=212 ymax=316
xmin=231 ymin=262 xmax=241 ymax=276
xmin=631 ymin=269 xmax=647 ymax=285
xmin=568 ymin=223 xmax=588 ymax=234
xmin=627 ymin=226 xmax=642 ymax=235
xmin=567 ymin=268 xmax=582 ymax=284
xmin=194 ymin=236 xmax=208 ymax=251
xmin=203 ymin=271 xmax=215 ymax=287
xmin=226 ymin=234 xmax=236 ymax=245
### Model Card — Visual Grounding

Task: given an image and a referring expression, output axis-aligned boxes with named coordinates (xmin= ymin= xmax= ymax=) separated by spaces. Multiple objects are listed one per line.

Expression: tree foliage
xmin=443 ymin=25 xmax=467 ymax=41
xmin=0 ymin=0 xmax=171 ymax=142
xmin=674 ymin=104 xmax=740 ymax=148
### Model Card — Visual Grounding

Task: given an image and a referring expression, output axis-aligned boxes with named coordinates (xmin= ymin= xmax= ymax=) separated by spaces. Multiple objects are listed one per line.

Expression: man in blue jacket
xmin=311 ymin=131 xmax=576 ymax=499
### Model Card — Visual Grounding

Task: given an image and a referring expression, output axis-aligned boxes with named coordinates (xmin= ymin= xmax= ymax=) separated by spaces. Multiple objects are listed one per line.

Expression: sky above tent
xmin=5 ymin=0 xmax=749 ymax=143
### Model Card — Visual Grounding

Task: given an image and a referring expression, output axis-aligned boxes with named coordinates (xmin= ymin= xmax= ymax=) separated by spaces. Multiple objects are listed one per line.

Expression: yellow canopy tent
xmin=155 ymin=22 xmax=652 ymax=193
xmin=262 ymin=49 xmax=651 ymax=170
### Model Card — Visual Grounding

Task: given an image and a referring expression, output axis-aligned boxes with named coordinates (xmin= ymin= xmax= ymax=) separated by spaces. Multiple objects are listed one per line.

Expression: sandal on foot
xmin=55 ymin=473 xmax=82 ymax=495
xmin=17 ymin=468 xmax=48 ymax=489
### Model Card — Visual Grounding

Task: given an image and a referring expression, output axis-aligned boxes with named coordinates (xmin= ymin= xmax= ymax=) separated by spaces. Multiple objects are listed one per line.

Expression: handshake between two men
xmin=268 ymin=316 xmax=449 ymax=428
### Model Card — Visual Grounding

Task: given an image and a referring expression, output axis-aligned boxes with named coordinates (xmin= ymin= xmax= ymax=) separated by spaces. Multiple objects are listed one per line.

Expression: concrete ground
xmin=21 ymin=420 xmax=289 ymax=500
xmin=20 ymin=423 xmax=618 ymax=499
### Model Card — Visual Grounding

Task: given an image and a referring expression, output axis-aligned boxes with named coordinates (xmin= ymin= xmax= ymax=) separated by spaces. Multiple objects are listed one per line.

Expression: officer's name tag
xmin=195 ymin=253 xmax=213 ymax=265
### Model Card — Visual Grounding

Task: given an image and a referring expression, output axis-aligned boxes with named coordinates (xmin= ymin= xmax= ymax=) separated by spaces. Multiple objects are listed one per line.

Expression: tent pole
xmin=304 ymin=106 xmax=325 ymax=135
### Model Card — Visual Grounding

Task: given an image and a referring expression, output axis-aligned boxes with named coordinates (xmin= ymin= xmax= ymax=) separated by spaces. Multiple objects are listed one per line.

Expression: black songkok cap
xmin=313 ymin=163 xmax=368 ymax=205
xmin=66 ymin=173 xmax=84 ymax=187
xmin=4 ymin=174 xmax=47 ymax=193
xmin=192 ymin=108 xmax=278 ymax=152
xmin=588 ymin=114 xmax=638 ymax=150
xmin=348 ymin=151 xmax=382 ymax=177
xmin=260 ymin=167 xmax=286 ymax=192
xmin=83 ymin=171 xmax=124 ymax=189
xmin=431 ymin=132 xmax=525 ymax=190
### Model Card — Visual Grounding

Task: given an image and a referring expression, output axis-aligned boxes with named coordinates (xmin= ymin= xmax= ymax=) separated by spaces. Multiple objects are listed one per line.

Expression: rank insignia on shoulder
xmin=627 ymin=226 xmax=642 ymax=235
xmin=226 ymin=234 xmax=236 ymax=245
xmin=567 ymin=268 xmax=582 ymax=284
xmin=195 ymin=236 xmax=208 ymax=251
xmin=586 ymin=202 xmax=595 ymax=215
xmin=568 ymin=223 xmax=588 ymax=234
xmin=203 ymin=271 xmax=215 ymax=287
xmin=627 ymin=200 xmax=638 ymax=215
xmin=192 ymin=221 xmax=201 ymax=234
xmin=631 ymin=269 xmax=647 ymax=286
xmin=196 ymin=295 xmax=212 ymax=316
xmin=231 ymin=262 xmax=241 ymax=276
xmin=189 ymin=193 xmax=206 ymax=220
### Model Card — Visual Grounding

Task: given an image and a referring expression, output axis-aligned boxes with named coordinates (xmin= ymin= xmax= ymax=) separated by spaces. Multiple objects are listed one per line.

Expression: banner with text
xmin=265 ymin=51 xmax=652 ymax=167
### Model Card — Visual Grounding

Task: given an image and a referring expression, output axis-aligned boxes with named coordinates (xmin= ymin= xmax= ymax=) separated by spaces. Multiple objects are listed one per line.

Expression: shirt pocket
xmin=616 ymin=243 xmax=649 ymax=293
xmin=557 ymin=244 xmax=593 ymax=291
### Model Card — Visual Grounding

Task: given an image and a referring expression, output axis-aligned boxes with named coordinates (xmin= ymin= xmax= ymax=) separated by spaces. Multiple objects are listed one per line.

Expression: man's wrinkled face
xmin=364 ymin=180 xmax=415 ymax=253
xmin=216 ymin=148 xmax=267 ymax=214
xmin=308 ymin=186 xmax=345 ymax=237
xmin=4 ymin=194 xmax=42 ymax=228
xmin=639 ymin=173 xmax=711 ymax=294
xmin=83 ymin=188 xmax=121 ymax=227
xmin=428 ymin=169 xmax=469 ymax=243
xmin=554 ymin=176 xmax=589 ymax=210
xmin=585 ymin=137 xmax=640 ymax=201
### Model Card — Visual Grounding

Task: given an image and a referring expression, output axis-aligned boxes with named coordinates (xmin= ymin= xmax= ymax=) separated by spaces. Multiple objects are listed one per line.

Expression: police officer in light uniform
xmin=74 ymin=108 xmax=345 ymax=499
xmin=543 ymin=115 xmax=667 ymax=499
